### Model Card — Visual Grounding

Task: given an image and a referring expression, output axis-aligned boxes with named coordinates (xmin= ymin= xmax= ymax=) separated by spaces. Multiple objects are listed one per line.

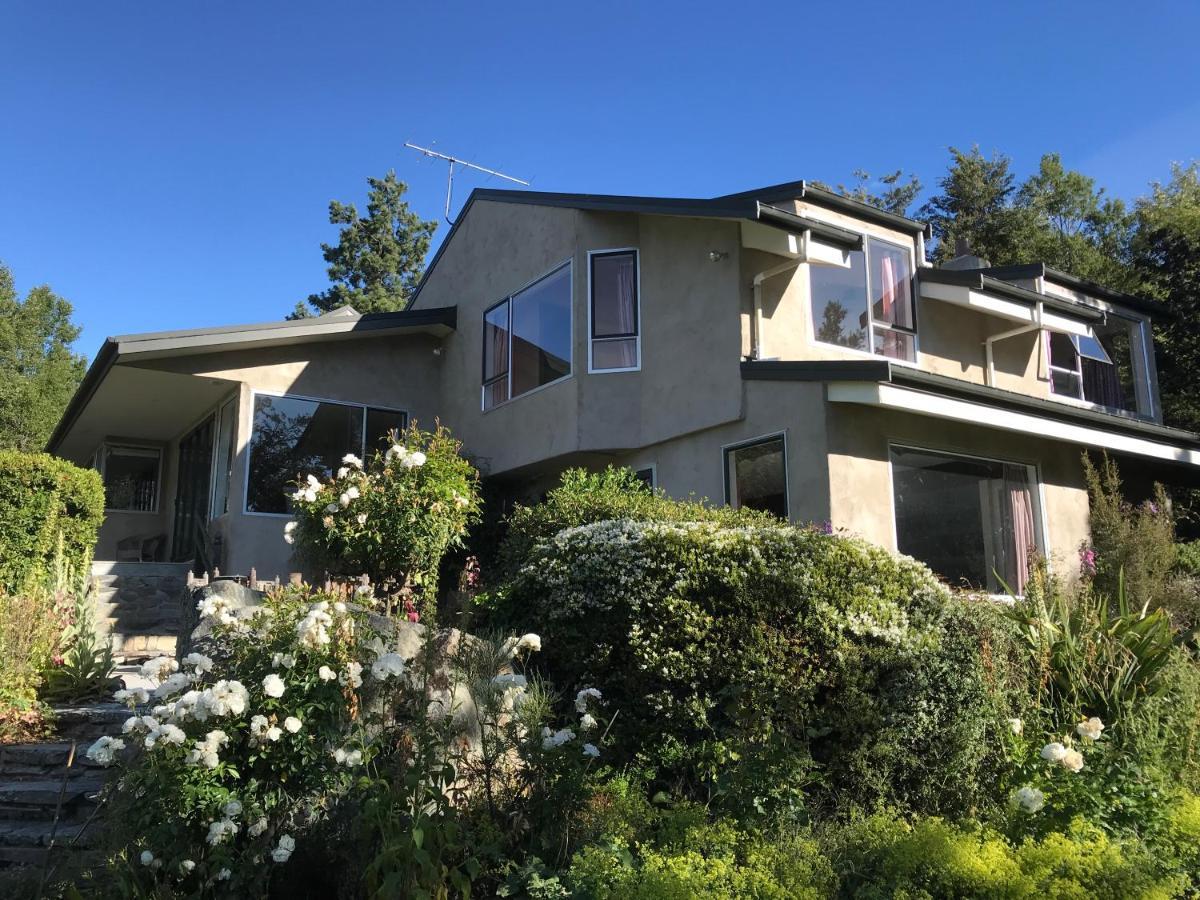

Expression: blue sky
xmin=3 ymin=1 xmax=1198 ymax=360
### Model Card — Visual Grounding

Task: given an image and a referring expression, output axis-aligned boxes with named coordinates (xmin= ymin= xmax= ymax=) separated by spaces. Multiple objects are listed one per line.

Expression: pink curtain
xmin=878 ymin=256 xmax=903 ymax=358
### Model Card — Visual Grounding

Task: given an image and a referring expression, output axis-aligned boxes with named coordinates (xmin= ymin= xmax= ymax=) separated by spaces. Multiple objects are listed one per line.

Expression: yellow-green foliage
xmin=0 ymin=450 xmax=103 ymax=593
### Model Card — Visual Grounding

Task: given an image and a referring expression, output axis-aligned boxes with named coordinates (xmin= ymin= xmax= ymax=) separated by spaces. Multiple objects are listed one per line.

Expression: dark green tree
xmin=291 ymin=171 xmax=438 ymax=318
xmin=0 ymin=263 xmax=87 ymax=451
xmin=919 ymin=146 xmax=1028 ymax=266
xmin=817 ymin=169 xmax=923 ymax=217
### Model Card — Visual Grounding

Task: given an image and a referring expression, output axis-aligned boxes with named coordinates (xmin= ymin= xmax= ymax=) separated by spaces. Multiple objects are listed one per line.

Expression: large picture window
xmin=725 ymin=435 xmax=788 ymax=520
xmin=482 ymin=262 xmax=572 ymax=410
xmin=245 ymin=394 xmax=407 ymax=514
xmin=100 ymin=444 xmax=161 ymax=512
xmin=890 ymin=446 xmax=1041 ymax=594
xmin=590 ymin=249 xmax=639 ymax=371
xmin=1047 ymin=316 xmax=1145 ymax=414
xmin=810 ymin=236 xmax=915 ymax=361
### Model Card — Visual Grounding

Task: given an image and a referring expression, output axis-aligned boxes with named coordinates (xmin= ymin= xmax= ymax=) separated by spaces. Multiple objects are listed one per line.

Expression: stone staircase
xmin=0 ymin=705 xmax=129 ymax=872
xmin=91 ymin=562 xmax=192 ymax=658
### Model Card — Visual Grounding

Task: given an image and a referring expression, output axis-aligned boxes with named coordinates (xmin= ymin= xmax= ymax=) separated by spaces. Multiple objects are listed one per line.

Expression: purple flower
xmin=1080 ymin=547 xmax=1098 ymax=577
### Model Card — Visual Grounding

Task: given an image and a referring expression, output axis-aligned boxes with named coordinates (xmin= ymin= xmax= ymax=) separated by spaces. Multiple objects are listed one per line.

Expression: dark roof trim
xmin=718 ymin=179 xmax=929 ymax=237
xmin=978 ymin=263 xmax=1169 ymax=318
xmin=741 ymin=359 xmax=1200 ymax=449
xmin=755 ymin=204 xmax=864 ymax=250
xmin=46 ymin=339 xmax=119 ymax=454
xmin=918 ymin=268 xmax=1105 ymax=322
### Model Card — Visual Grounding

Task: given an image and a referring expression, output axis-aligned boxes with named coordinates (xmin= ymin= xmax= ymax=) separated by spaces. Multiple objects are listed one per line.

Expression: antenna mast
xmin=404 ymin=142 xmax=530 ymax=225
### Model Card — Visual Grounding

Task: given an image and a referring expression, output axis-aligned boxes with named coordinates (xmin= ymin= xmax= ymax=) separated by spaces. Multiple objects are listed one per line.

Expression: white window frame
xmin=242 ymin=389 xmax=408 ymax=518
xmin=887 ymin=442 xmax=1048 ymax=597
xmin=481 ymin=259 xmax=574 ymax=411
xmin=722 ymin=431 xmax=790 ymax=519
xmin=1044 ymin=315 xmax=1153 ymax=418
xmin=807 ymin=235 xmax=920 ymax=365
xmin=209 ymin=395 xmax=239 ymax=520
xmin=587 ymin=248 xmax=642 ymax=374
xmin=97 ymin=442 xmax=163 ymax=514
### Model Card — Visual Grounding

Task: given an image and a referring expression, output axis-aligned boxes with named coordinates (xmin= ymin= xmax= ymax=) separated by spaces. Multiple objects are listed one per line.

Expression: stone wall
xmin=91 ymin=561 xmax=192 ymax=658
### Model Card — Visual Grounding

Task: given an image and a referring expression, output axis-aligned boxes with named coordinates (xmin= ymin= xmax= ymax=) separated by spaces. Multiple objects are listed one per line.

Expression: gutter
xmin=45 ymin=339 xmax=119 ymax=455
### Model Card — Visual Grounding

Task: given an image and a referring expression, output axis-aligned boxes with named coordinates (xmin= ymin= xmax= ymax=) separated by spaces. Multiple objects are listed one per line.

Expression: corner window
xmin=100 ymin=444 xmax=161 ymax=512
xmin=725 ymin=435 xmax=788 ymax=519
xmin=810 ymin=237 xmax=915 ymax=361
xmin=1047 ymin=317 xmax=1145 ymax=414
xmin=632 ymin=465 xmax=656 ymax=490
xmin=245 ymin=394 xmax=407 ymax=514
xmin=890 ymin=445 xmax=1042 ymax=594
xmin=482 ymin=262 xmax=572 ymax=410
xmin=590 ymin=250 xmax=640 ymax=371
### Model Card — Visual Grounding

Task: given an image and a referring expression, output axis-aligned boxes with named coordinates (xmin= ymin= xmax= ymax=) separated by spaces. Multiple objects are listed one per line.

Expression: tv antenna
xmin=405 ymin=142 xmax=530 ymax=225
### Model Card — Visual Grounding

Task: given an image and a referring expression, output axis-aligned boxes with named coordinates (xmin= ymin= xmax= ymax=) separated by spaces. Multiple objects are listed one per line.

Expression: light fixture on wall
xmin=708 ymin=250 xmax=729 ymax=262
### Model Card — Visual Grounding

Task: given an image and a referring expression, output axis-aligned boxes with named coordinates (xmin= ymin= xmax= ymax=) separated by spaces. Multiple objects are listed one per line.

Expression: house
xmin=47 ymin=180 xmax=1200 ymax=597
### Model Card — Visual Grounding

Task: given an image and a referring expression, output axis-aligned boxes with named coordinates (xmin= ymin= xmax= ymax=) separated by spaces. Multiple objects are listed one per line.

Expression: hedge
xmin=0 ymin=450 xmax=105 ymax=592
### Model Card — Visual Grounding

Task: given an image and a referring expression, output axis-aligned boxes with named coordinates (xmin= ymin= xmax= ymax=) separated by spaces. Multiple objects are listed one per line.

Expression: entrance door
xmin=171 ymin=416 xmax=215 ymax=566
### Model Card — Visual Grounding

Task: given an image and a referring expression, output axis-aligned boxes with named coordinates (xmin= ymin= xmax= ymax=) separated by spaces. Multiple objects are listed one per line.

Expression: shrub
xmin=0 ymin=449 xmax=103 ymax=593
xmin=490 ymin=515 xmax=1031 ymax=819
xmin=287 ymin=423 xmax=481 ymax=619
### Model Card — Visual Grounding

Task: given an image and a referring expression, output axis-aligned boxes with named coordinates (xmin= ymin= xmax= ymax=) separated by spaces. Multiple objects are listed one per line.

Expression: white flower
xmin=297 ymin=606 xmax=333 ymax=649
xmin=402 ymin=450 xmax=426 ymax=468
xmin=1076 ymin=717 xmax=1105 ymax=741
xmin=342 ymin=453 xmax=362 ymax=468
xmin=1007 ymin=718 xmax=1023 ymax=736
xmin=339 ymin=661 xmax=363 ymax=689
xmin=332 ymin=747 xmax=363 ymax=766
xmin=248 ymin=817 xmax=268 ymax=837
xmin=336 ymin=465 xmax=350 ymax=478
xmin=334 ymin=601 xmax=347 ymax=613
xmin=306 ymin=474 xmax=321 ymax=489
xmin=346 ymin=486 xmax=360 ymax=500
xmin=1014 ymin=786 xmax=1045 ymax=813
xmin=1040 ymin=742 xmax=1067 ymax=763
xmin=217 ymin=868 xmax=231 ymax=880
xmin=579 ymin=713 xmax=598 ymax=731
xmin=153 ymin=672 xmax=194 ymax=699
xmin=266 ymin=725 xmax=283 ymax=742
xmin=303 ymin=488 xmax=318 ymax=503
xmin=187 ymin=730 xmax=229 ymax=769
xmin=182 ymin=652 xmax=213 ymax=674
xmin=180 ymin=859 xmax=196 ymax=873
xmin=113 ymin=687 xmax=149 ymax=708
xmin=371 ymin=653 xmax=405 ymax=681
xmin=491 ymin=673 xmax=527 ymax=689
xmin=204 ymin=680 xmax=249 ymax=717
xmin=284 ymin=716 xmax=302 ymax=733
xmin=272 ymin=834 xmax=296 ymax=863
xmin=223 ymin=799 xmax=243 ymax=818
xmin=197 ymin=593 xmax=238 ymax=626
xmin=140 ymin=850 xmax=155 ymax=866
xmin=86 ymin=735 xmax=125 ymax=766
xmin=385 ymin=444 xmax=407 ymax=463
xmin=141 ymin=656 xmax=178 ymax=682
xmin=318 ymin=665 xmax=336 ymax=682
xmin=207 ymin=818 xmax=238 ymax=846
xmin=338 ymin=493 xmax=351 ymax=508
xmin=575 ymin=687 xmax=602 ymax=713
xmin=452 ymin=492 xmax=469 ymax=508
xmin=515 ymin=633 xmax=541 ymax=654
xmin=284 ymin=520 xmax=298 ymax=540
xmin=1061 ymin=749 xmax=1085 ymax=773
xmin=541 ymin=727 xmax=576 ymax=750
xmin=582 ymin=743 xmax=600 ymax=758
xmin=356 ymin=513 xmax=368 ymax=525
xmin=271 ymin=653 xmax=296 ymax=670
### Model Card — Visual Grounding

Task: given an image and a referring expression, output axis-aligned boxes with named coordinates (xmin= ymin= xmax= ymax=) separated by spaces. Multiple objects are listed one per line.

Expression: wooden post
xmin=249 ymin=568 xmax=258 ymax=590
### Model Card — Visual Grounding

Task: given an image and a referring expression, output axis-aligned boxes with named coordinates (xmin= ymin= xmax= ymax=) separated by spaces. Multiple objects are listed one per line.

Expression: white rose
xmin=1061 ymin=749 xmax=1085 ymax=773
xmin=1076 ymin=716 xmax=1105 ymax=741
xmin=262 ymin=674 xmax=286 ymax=698
xmin=1040 ymin=742 xmax=1067 ymax=763
xmin=284 ymin=716 xmax=302 ymax=733
xmin=1014 ymin=786 xmax=1044 ymax=813
xmin=1007 ymin=717 xmax=1023 ymax=736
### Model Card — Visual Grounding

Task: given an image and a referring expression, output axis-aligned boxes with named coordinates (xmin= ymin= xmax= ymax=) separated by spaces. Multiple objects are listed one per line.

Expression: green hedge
xmin=0 ymin=450 xmax=104 ymax=592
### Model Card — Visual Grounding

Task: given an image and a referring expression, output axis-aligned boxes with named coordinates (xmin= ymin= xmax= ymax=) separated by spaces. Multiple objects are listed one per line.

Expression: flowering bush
xmin=287 ymin=423 xmax=480 ymax=619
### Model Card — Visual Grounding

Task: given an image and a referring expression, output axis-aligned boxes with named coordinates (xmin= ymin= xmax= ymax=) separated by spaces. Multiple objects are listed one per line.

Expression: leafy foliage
xmin=814 ymin=169 xmax=923 ymax=217
xmin=291 ymin=171 xmax=437 ymax=318
xmin=0 ymin=262 xmax=86 ymax=452
xmin=40 ymin=555 xmax=115 ymax=703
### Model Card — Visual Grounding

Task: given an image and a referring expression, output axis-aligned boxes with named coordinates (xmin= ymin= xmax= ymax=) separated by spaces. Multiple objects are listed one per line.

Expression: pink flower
xmin=1080 ymin=546 xmax=1098 ymax=577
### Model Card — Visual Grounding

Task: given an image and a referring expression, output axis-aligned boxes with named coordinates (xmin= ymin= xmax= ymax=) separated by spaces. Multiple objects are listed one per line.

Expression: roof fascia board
xmin=718 ymin=180 xmax=929 ymax=237
xmin=45 ymin=339 xmax=119 ymax=454
xmin=980 ymin=263 xmax=1169 ymax=318
xmin=754 ymin=204 xmax=864 ymax=250
xmin=919 ymin=269 xmax=1104 ymax=322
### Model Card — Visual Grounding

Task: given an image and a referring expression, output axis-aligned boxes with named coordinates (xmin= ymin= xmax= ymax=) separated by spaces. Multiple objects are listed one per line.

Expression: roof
xmin=918 ymin=267 xmax=1105 ymax=323
xmin=45 ymin=305 xmax=456 ymax=454
xmin=977 ymin=263 xmax=1169 ymax=318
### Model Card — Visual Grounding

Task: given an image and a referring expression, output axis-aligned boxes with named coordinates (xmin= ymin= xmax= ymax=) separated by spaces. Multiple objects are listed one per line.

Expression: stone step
xmin=0 ymin=776 xmax=106 ymax=811
xmin=51 ymin=705 xmax=133 ymax=743
xmin=109 ymin=634 xmax=177 ymax=656
xmin=0 ymin=820 xmax=99 ymax=849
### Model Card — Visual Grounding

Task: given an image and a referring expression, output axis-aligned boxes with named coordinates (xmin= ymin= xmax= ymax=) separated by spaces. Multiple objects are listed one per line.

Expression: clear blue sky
xmin=3 ymin=1 xmax=1198 ymax=361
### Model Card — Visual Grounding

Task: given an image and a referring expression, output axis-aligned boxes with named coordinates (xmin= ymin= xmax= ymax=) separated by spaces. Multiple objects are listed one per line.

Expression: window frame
xmin=481 ymin=259 xmax=574 ymax=411
xmin=887 ymin=441 xmax=1049 ymax=597
xmin=807 ymin=234 xmax=920 ymax=364
xmin=722 ymin=431 xmax=790 ymax=519
xmin=632 ymin=463 xmax=657 ymax=490
xmin=587 ymin=248 xmax=642 ymax=374
xmin=242 ymin=389 xmax=409 ymax=518
xmin=1044 ymin=314 xmax=1153 ymax=418
xmin=97 ymin=442 xmax=164 ymax=514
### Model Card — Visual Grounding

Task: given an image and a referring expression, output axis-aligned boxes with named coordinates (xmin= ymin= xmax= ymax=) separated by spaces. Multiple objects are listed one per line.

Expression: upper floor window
xmin=98 ymin=444 xmax=161 ymax=512
xmin=589 ymin=249 xmax=640 ymax=371
xmin=1047 ymin=315 xmax=1146 ymax=414
xmin=809 ymin=236 xmax=916 ymax=362
xmin=483 ymin=262 xmax=572 ymax=410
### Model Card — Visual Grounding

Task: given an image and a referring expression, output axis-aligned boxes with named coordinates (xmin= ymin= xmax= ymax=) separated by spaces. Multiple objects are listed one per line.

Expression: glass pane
xmin=210 ymin=400 xmax=236 ymax=518
xmin=632 ymin=467 xmax=655 ymax=490
xmin=511 ymin=264 xmax=572 ymax=397
xmin=872 ymin=327 xmax=915 ymax=361
xmin=104 ymin=446 xmax=159 ymax=511
xmin=483 ymin=302 xmax=509 ymax=382
xmin=1050 ymin=368 xmax=1083 ymax=398
xmin=592 ymin=337 xmax=637 ymax=369
xmin=810 ymin=249 xmax=868 ymax=351
xmin=1087 ymin=318 xmax=1139 ymax=412
xmin=592 ymin=252 xmax=638 ymax=339
xmin=246 ymin=395 xmax=364 ymax=514
xmin=728 ymin=438 xmax=787 ymax=519
xmin=1075 ymin=334 xmax=1112 ymax=364
xmin=891 ymin=447 xmax=1038 ymax=593
xmin=1048 ymin=332 xmax=1079 ymax=370
xmin=483 ymin=378 xmax=509 ymax=411
xmin=870 ymin=239 xmax=914 ymax=330
xmin=365 ymin=408 xmax=408 ymax=456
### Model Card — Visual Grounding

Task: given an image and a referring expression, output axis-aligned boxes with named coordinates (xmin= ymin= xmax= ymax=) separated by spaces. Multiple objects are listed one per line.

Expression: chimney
xmin=943 ymin=236 xmax=990 ymax=271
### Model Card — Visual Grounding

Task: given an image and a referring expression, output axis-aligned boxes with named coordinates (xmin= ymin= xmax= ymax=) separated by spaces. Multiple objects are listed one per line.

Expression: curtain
xmin=594 ymin=254 xmax=638 ymax=368
xmin=1003 ymin=466 xmax=1037 ymax=594
xmin=1080 ymin=358 xmax=1125 ymax=409
xmin=877 ymin=256 xmax=904 ymax=359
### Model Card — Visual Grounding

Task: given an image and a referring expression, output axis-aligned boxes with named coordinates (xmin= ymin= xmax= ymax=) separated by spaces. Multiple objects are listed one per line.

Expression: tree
xmin=291 ymin=171 xmax=438 ymax=318
xmin=0 ymin=263 xmax=87 ymax=451
xmin=816 ymin=169 xmax=923 ymax=217
xmin=919 ymin=146 xmax=1027 ymax=266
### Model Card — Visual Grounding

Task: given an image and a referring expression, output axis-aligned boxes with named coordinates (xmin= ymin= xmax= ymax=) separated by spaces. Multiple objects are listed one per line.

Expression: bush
xmin=0 ymin=449 xmax=103 ymax=594
xmin=288 ymin=423 xmax=481 ymax=619
xmin=489 ymin=513 xmax=1032 ymax=819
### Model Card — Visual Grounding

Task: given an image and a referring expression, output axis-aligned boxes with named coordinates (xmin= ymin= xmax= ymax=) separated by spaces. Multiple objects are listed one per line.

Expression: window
xmin=1047 ymin=316 xmax=1145 ymax=414
xmin=590 ymin=250 xmax=639 ymax=371
xmin=210 ymin=398 xmax=236 ymax=518
xmin=483 ymin=262 xmax=572 ymax=409
xmin=810 ymin=237 xmax=915 ymax=361
xmin=725 ymin=435 xmax=788 ymax=519
xmin=100 ymin=445 xmax=161 ymax=512
xmin=632 ymin=465 xmax=656 ymax=490
xmin=890 ymin=446 xmax=1041 ymax=594
xmin=245 ymin=394 xmax=407 ymax=514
